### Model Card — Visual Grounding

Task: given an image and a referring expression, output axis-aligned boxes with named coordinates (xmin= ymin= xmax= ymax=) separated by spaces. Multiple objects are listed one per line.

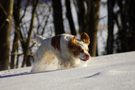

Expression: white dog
xmin=31 ymin=33 xmax=90 ymax=72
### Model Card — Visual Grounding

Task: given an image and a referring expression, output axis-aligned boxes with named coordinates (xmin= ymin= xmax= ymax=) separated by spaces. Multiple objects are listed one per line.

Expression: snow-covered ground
xmin=0 ymin=51 xmax=135 ymax=90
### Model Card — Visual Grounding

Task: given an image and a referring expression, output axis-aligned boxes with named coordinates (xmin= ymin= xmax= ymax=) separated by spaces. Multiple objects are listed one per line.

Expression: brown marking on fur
xmin=51 ymin=35 xmax=61 ymax=51
xmin=68 ymin=36 xmax=83 ymax=57
xmin=80 ymin=33 xmax=90 ymax=45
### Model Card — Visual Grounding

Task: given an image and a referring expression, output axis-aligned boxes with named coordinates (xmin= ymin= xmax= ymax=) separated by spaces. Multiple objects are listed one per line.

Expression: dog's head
xmin=68 ymin=33 xmax=90 ymax=61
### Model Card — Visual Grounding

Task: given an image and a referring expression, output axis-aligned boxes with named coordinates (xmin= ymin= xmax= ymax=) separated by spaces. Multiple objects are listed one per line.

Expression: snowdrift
xmin=0 ymin=51 xmax=135 ymax=90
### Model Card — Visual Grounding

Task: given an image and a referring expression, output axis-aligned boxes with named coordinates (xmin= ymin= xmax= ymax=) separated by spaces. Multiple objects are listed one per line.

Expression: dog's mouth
xmin=80 ymin=55 xmax=90 ymax=61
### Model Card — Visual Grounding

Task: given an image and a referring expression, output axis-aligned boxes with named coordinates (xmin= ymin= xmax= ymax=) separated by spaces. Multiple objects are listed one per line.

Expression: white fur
xmin=31 ymin=34 xmax=90 ymax=72
xmin=33 ymin=35 xmax=45 ymax=46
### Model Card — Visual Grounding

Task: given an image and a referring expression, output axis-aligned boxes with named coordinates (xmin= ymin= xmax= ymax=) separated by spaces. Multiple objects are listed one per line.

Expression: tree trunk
xmin=10 ymin=0 xmax=22 ymax=69
xmin=66 ymin=0 xmax=76 ymax=35
xmin=86 ymin=0 xmax=101 ymax=56
xmin=10 ymin=33 xmax=19 ymax=69
xmin=52 ymin=0 xmax=65 ymax=35
xmin=0 ymin=0 xmax=14 ymax=70
xmin=21 ymin=0 xmax=40 ymax=67
xmin=107 ymin=0 xmax=115 ymax=54
xmin=119 ymin=0 xmax=135 ymax=52
xmin=76 ymin=0 xmax=85 ymax=33
xmin=128 ymin=0 xmax=135 ymax=51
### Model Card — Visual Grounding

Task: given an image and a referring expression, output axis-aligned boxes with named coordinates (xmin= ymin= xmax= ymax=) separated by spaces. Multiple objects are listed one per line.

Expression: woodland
xmin=0 ymin=0 xmax=135 ymax=71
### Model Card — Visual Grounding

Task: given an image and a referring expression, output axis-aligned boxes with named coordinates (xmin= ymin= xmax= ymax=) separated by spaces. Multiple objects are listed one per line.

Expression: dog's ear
xmin=80 ymin=32 xmax=90 ymax=45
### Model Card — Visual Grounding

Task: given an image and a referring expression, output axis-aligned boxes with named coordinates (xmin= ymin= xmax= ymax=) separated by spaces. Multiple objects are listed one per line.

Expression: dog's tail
xmin=33 ymin=35 xmax=45 ymax=46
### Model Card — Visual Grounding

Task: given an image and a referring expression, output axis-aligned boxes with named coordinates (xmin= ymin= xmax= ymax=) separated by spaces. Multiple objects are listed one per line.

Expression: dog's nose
xmin=85 ymin=54 xmax=90 ymax=59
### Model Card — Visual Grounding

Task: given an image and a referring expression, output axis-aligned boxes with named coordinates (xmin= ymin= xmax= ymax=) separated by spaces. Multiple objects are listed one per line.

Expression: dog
xmin=31 ymin=33 xmax=90 ymax=72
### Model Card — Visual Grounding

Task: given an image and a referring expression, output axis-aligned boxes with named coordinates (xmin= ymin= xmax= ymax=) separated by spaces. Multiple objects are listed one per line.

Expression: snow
xmin=0 ymin=51 xmax=135 ymax=90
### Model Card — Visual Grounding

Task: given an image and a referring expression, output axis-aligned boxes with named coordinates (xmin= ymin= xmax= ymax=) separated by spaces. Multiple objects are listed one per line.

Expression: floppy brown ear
xmin=80 ymin=32 xmax=90 ymax=45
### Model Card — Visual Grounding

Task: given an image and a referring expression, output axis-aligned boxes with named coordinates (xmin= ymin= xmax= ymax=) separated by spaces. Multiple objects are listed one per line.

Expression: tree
xmin=21 ymin=0 xmax=40 ymax=67
xmin=11 ymin=0 xmax=52 ymax=68
xmin=76 ymin=0 xmax=101 ymax=56
xmin=107 ymin=0 xmax=135 ymax=54
xmin=10 ymin=0 xmax=23 ymax=69
xmin=107 ymin=0 xmax=115 ymax=54
xmin=118 ymin=0 xmax=135 ymax=52
xmin=52 ymin=0 xmax=65 ymax=35
xmin=86 ymin=0 xmax=101 ymax=56
xmin=76 ymin=0 xmax=86 ymax=34
xmin=66 ymin=0 xmax=76 ymax=35
xmin=0 ymin=0 xmax=14 ymax=70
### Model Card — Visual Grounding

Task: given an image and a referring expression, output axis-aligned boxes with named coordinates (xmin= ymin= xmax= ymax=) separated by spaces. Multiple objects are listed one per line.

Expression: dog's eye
xmin=81 ymin=49 xmax=84 ymax=53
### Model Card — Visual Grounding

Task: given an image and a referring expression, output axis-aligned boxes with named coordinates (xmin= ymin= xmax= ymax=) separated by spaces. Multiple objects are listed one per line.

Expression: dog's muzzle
xmin=80 ymin=54 xmax=90 ymax=61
